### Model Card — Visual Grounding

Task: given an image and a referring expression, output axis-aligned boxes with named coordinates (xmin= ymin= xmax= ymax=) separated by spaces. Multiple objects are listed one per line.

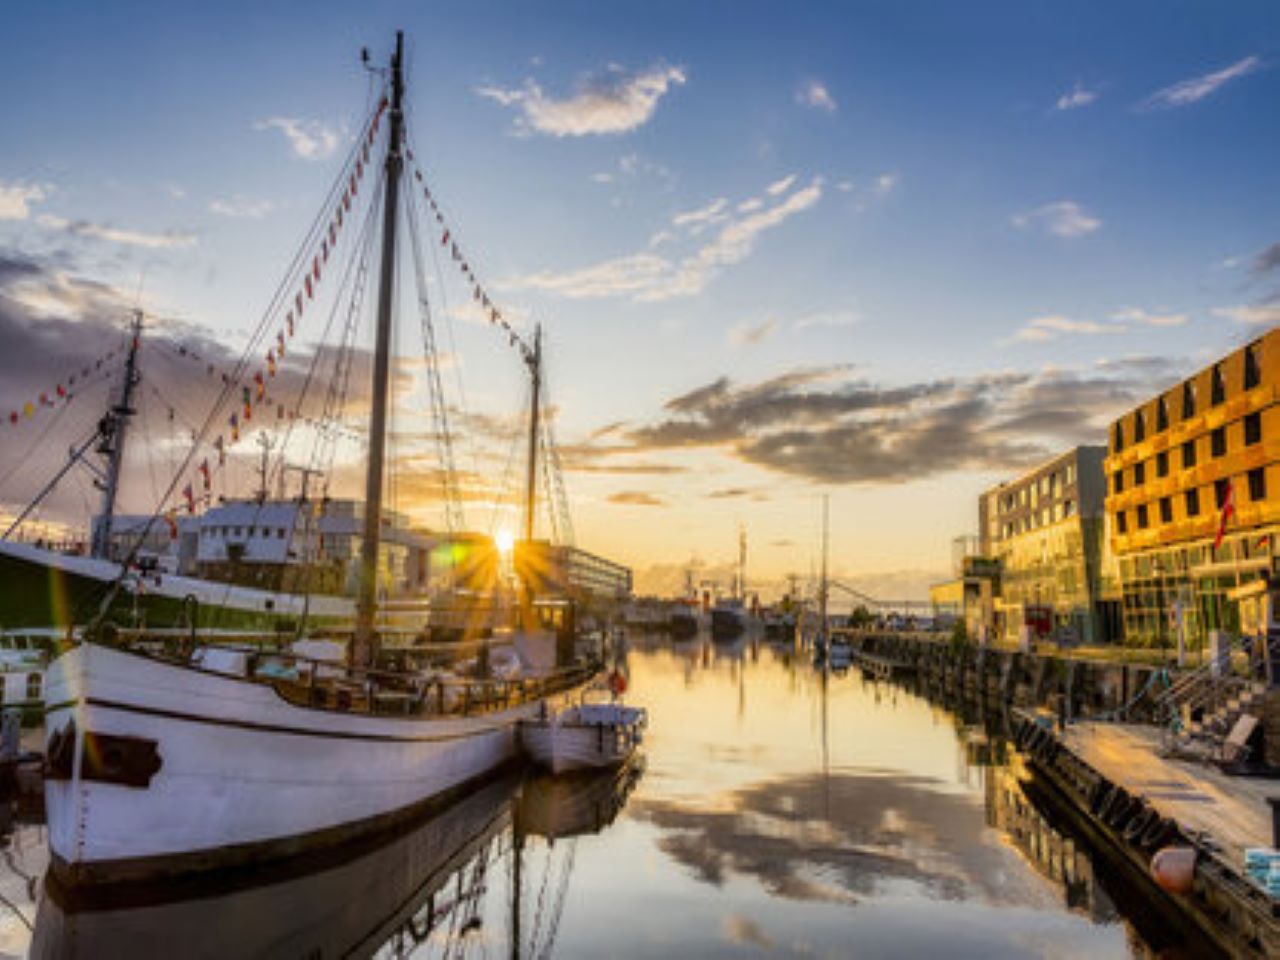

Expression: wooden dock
xmin=1063 ymin=722 xmax=1280 ymax=872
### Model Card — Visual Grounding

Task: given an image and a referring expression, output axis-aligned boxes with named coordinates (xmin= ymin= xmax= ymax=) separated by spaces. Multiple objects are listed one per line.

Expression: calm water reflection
xmin=0 ymin=636 xmax=1173 ymax=957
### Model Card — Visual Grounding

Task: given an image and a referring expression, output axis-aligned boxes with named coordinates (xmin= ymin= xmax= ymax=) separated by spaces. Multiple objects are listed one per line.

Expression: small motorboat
xmin=520 ymin=683 xmax=647 ymax=775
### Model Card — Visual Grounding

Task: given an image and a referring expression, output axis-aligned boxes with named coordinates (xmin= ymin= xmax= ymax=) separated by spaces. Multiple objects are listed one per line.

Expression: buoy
xmin=1151 ymin=846 xmax=1196 ymax=894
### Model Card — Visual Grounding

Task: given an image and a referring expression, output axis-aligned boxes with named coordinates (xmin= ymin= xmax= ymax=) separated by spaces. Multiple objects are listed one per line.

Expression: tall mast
xmin=737 ymin=525 xmax=746 ymax=601
xmin=353 ymin=30 xmax=404 ymax=668
xmin=90 ymin=309 xmax=144 ymax=560
xmin=820 ymin=494 xmax=829 ymax=645
xmin=522 ymin=325 xmax=542 ymax=546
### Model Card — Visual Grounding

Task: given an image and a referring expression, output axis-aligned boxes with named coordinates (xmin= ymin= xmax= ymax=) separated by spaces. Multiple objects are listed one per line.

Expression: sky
xmin=1 ymin=1 xmax=1279 ymax=599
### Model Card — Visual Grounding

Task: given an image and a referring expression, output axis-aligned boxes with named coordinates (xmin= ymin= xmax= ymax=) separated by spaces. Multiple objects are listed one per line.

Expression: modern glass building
xmin=1105 ymin=329 xmax=1280 ymax=647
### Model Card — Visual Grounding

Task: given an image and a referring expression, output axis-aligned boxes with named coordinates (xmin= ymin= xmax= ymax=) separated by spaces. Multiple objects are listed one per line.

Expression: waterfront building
xmin=929 ymin=536 xmax=998 ymax=637
xmin=981 ymin=446 xmax=1116 ymax=644
xmin=515 ymin=540 xmax=633 ymax=611
xmin=1105 ymin=329 xmax=1280 ymax=647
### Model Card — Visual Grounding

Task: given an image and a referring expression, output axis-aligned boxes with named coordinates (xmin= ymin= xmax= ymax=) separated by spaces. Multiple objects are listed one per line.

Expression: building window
xmin=1137 ymin=504 xmax=1149 ymax=529
xmin=1211 ymin=427 xmax=1226 ymax=458
xmin=1160 ymin=497 xmax=1173 ymax=524
xmin=1249 ymin=468 xmax=1266 ymax=502
xmin=1211 ymin=364 xmax=1225 ymax=406
xmin=1113 ymin=422 xmax=1125 ymax=452
xmin=1182 ymin=440 xmax=1197 ymax=469
xmin=1156 ymin=450 xmax=1169 ymax=477
xmin=1134 ymin=462 xmax=1146 ymax=485
xmin=1245 ymin=341 xmax=1261 ymax=390
xmin=1064 ymin=499 xmax=1075 ymax=517
xmin=1156 ymin=396 xmax=1169 ymax=431
xmin=1182 ymin=380 xmax=1196 ymax=419
xmin=1117 ymin=511 xmax=1128 ymax=534
xmin=1113 ymin=471 xmax=1124 ymax=494
xmin=1245 ymin=411 xmax=1261 ymax=446
xmin=1186 ymin=489 xmax=1200 ymax=517
xmin=1134 ymin=411 xmax=1146 ymax=442
xmin=1215 ymin=478 xmax=1231 ymax=510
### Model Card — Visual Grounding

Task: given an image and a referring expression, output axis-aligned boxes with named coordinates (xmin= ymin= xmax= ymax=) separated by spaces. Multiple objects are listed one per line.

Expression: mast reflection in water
xmin=6 ymin=636 xmax=1197 ymax=957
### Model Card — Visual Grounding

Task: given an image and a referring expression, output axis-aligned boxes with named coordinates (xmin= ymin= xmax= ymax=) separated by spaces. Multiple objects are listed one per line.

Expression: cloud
xmin=1109 ymin=307 xmax=1187 ymax=328
xmin=1141 ymin=55 xmax=1263 ymax=109
xmin=34 ymin=213 xmax=196 ymax=250
xmin=794 ymin=308 xmax=860 ymax=330
xmin=672 ymin=198 xmax=728 ymax=228
xmin=607 ymin=491 xmax=666 ymax=507
xmin=1212 ymin=302 xmax=1280 ymax=326
xmin=254 ymin=117 xmax=341 ymax=160
xmin=209 ymin=196 xmax=273 ymax=219
xmin=736 ymin=198 xmax=763 ymax=213
xmin=583 ymin=361 xmax=1181 ymax=486
xmin=508 ymin=176 xmax=822 ymax=301
xmin=796 ymin=80 xmax=838 ymax=112
xmin=723 ymin=915 xmax=774 ymax=950
xmin=476 ymin=63 xmax=686 ymax=137
xmin=1055 ymin=83 xmax=1099 ymax=110
xmin=765 ymin=175 xmax=796 ymax=197
xmin=1011 ymin=200 xmax=1100 ymax=238
xmin=873 ymin=172 xmax=899 ymax=195
xmin=1251 ymin=242 xmax=1280 ymax=278
xmin=1008 ymin=315 xmax=1122 ymax=343
xmin=0 ymin=181 xmax=50 ymax=221
xmin=729 ymin=317 xmax=779 ymax=347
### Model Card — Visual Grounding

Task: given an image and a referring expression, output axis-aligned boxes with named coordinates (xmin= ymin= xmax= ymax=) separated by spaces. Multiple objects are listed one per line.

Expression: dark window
xmin=1215 ymin=478 xmax=1231 ymax=509
xmin=1182 ymin=440 xmax=1197 ymax=469
xmin=1156 ymin=451 xmax=1169 ymax=477
xmin=1113 ymin=422 xmax=1124 ymax=452
xmin=1134 ymin=411 xmax=1146 ymax=442
xmin=1134 ymin=462 xmax=1146 ymax=485
xmin=1113 ymin=471 xmax=1124 ymax=494
xmin=1245 ymin=411 xmax=1261 ymax=446
xmin=1211 ymin=427 xmax=1226 ymax=458
xmin=1249 ymin=468 xmax=1266 ymax=501
xmin=1211 ymin=364 xmax=1225 ymax=405
xmin=1245 ymin=342 xmax=1261 ymax=390
xmin=1156 ymin=397 xmax=1169 ymax=431
xmin=1137 ymin=504 xmax=1149 ymax=529
xmin=1182 ymin=381 xmax=1196 ymax=419
xmin=1117 ymin=511 xmax=1128 ymax=534
xmin=1160 ymin=498 xmax=1173 ymax=523
xmin=1185 ymin=489 xmax=1200 ymax=517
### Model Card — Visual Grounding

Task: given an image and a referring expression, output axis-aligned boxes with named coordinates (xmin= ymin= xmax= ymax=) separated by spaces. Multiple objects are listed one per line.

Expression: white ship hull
xmin=520 ymin=704 xmax=645 ymax=775
xmin=43 ymin=643 xmax=561 ymax=886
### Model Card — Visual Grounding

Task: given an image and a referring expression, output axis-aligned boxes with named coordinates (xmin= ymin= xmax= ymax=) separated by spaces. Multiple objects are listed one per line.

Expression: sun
xmin=495 ymin=528 xmax=515 ymax=557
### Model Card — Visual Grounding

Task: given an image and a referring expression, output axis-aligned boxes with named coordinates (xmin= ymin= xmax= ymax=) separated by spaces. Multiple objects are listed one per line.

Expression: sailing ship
xmin=40 ymin=31 xmax=598 ymax=888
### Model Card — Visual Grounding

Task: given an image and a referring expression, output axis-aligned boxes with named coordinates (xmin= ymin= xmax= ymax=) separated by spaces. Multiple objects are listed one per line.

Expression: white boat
xmin=44 ymin=641 xmax=592 ymax=885
xmin=520 ymin=696 xmax=646 ymax=775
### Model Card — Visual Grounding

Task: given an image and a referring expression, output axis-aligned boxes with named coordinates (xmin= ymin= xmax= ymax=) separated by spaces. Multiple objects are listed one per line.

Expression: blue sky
xmin=1 ymin=2 xmax=1278 ymax=596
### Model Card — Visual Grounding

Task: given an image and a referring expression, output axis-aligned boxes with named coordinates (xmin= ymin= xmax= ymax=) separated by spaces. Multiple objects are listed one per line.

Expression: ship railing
xmin=105 ymin=632 xmax=600 ymax=720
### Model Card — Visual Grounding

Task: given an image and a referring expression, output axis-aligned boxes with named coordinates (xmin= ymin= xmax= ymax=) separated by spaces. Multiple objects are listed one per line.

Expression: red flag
xmin=183 ymin=483 xmax=195 ymax=514
xmin=441 ymin=229 xmax=450 ymax=246
xmin=1214 ymin=481 xmax=1235 ymax=551
xmin=198 ymin=459 xmax=211 ymax=491
xmin=312 ymin=256 xmax=320 ymax=282
xmin=305 ymin=275 xmax=313 ymax=300
xmin=8 ymin=412 xmax=16 ymax=425
xmin=164 ymin=511 xmax=178 ymax=540
xmin=56 ymin=384 xmax=66 ymax=398
xmin=287 ymin=312 xmax=295 ymax=337
xmin=254 ymin=371 xmax=265 ymax=400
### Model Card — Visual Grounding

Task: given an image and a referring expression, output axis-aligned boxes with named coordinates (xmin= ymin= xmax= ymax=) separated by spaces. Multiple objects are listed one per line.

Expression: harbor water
xmin=0 ymin=634 xmax=1204 ymax=957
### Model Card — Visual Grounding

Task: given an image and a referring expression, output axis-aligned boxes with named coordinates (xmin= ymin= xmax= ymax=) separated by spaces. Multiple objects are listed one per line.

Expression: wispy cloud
xmin=1011 ymin=200 xmax=1100 ymax=238
xmin=1251 ymin=242 xmax=1280 ymax=278
xmin=508 ymin=176 xmax=823 ymax=302
xmin=1056 ymin=83 xmax=1099 ymax=111
xmin=1008 ymin=315 xmax=1120 ymax=343
xmin=873 ymin=172 xmax=899 ymax=195
xmin=34 ymin=213 xmax=196 ymax=250
xmin=1213 ymin=302 xmax=1280 ymax=326
xmin=254 ymin=117 xmax=341 ymax=160
xmin=607 ymin=490 xmax=666 ymax=507
xmin=729 ymin=317 xmax=780 ymax=347
xmin=1140 ymin=55 xmax=1263 ymax=109
xmin=0 ymin=181 xmax=51 ymax=221
xmin=476 ymin=63 xmax=686 ymax=137
xmin=765 ymin=175 xmax=796 ymax=196
xmin=1109 ymin=307 xmax=1187 ymax=328
xmin=796 ymin=80 xmax=838 ymax=113
xmin=209 ymin=196 xmax=273 ymax=219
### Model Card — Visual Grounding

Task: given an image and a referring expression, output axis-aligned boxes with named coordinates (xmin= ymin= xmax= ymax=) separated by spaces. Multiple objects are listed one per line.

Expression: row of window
xmin=1114 ymin=469 xmax=1267 ymax=534
xmin=1113 ymin=341 xmax=1263 ymax=452
xmin=203 ymin=525 xmax=291 ymax=539
xmin=1113 ymin=412 xmax=1263 ymax=494
xmin=997 ymin=463 xmax=1078 ymax=514
xmin=1000 ymin=499 xmax=1078 ymax=539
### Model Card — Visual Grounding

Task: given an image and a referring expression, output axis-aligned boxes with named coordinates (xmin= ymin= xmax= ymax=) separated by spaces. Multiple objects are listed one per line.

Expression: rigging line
xmin=406 ymin=179 xmax=464 ymax=533
xmin=0 ymin=383 xmax=83 ymax=495
xmin=489 ymin=388 xmax=529 ymax=538
xmin=139 ymin=386 xmax=160 ymax=510
xmin=76 ymin=96 xmax=391 ymax=628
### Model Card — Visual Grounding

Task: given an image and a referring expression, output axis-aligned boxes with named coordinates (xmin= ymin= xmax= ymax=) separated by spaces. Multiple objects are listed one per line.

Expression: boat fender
xmin=1123 ymin=804 xmax=1156 ymax=845
xmin=1150 ymin=846 xmax=1196 ymax=895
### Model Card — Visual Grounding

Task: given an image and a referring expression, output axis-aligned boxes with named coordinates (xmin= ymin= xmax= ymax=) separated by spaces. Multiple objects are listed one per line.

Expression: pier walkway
xmin=1064 ymin=721 xmax=1280 ymax=869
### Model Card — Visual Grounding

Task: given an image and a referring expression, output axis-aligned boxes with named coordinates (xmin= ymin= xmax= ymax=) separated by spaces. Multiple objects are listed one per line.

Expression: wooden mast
xmin=353 ymin=31 xmax=404 ymax=668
